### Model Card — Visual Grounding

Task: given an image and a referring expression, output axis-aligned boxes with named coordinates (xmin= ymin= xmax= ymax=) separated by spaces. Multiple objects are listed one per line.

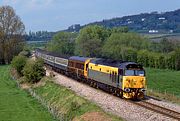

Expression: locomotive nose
xmin=124 ymin=76 xmax=145 ymax=88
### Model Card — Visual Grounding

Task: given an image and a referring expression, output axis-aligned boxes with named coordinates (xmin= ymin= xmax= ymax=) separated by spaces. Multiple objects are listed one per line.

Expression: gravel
xmin=47 ymin=70 xmax=179 ymax=121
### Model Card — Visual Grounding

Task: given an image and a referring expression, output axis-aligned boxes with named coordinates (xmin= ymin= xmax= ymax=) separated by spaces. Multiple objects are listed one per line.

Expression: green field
xmin=27 ymin=42 xmax=47 ymax=50
xmin=146 ymin=68 xmax=180 ymax=98
xmin=0 ymin=65 xmax=55 ymax=121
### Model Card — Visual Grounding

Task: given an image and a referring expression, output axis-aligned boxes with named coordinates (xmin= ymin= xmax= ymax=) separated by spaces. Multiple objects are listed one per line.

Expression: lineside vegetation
xmin=0 ymin=65 xmax=55 ymax=121
xmin=33 ymin=77 xmax=122 ymax=121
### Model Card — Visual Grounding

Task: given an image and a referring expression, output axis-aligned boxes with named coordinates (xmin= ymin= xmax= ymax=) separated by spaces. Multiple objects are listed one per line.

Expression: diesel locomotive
xmin=35 ymin=49 xmax=146 ymax=99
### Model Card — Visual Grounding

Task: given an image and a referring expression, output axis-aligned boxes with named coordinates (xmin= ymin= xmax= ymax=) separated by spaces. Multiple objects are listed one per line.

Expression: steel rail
xmin=134 ymin=101 xmax=180 ymax=120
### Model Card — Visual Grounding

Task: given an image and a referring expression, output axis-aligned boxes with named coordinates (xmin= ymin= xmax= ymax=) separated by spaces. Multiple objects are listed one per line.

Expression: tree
xmin=111 ymin=26 xmax=129 ymax=33
xmin=159 ymin=38 xmax=174 ymax=53
xmin=47 ymin=32 xmax=77 ymax=55
xmin=174 ymin=49 xmax=180 ymax=70
xmin=0 ymin=6 xmax=25 ymax=64
xmin=23 ymin=59 xmax=45 ymax=83
xmin=75 ymin=25 xmax=109 ymax=57
xmin=11 ymin=55 xmax=27 ymax=76
xmin=102 ymin=32 xmax=149 ymax=60
xmin=121 ymin=47 xmax=137 ymax=62
xmin=137 ymin=50 xmax=149 ymax=67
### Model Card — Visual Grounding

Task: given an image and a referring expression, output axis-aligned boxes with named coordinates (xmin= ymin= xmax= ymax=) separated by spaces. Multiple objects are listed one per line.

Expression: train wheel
xmin=119 ymin=91 xmax=123 ymax=98
xmin=115 ymin=89 xmax=120 ymax=97
xmin=109 ymin=87 xmax=113 ymax=93
xmin=90 ymin=81 xmax=93 ymax=87
xmin=96 ymin=83 xmax=99 ymax=89
xmin=113 ymin=89 xmax=117 ymax=96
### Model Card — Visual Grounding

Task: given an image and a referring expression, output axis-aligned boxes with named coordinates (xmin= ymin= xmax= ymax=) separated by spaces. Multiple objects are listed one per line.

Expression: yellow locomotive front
xmin=121 ymin=64 xmax=146 ymax=99
xmin=88 ymin=59 xmax=146 ymax=99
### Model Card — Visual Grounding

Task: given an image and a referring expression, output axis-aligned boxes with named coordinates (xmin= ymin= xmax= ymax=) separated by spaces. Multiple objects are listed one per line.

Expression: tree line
xmin=24 ymin=31 xmax=55 ymax=42
xmin=47 ymin=25 xmax=180 ymax=70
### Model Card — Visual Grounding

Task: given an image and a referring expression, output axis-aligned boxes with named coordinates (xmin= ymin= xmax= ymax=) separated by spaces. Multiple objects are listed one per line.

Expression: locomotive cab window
xmin=125 ymin=70 xmax=145 ymax=76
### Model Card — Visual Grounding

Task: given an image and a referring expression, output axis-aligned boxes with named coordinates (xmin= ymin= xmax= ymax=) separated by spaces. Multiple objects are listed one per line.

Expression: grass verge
xmin=0 ymin=65 xmax=55 ymax=121
xmin=32 ymin=77 xmax=122 ymax=121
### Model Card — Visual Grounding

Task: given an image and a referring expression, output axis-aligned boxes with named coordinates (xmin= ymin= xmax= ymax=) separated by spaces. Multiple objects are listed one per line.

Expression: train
xmin=35 ymin=49 xmax=146 ymax=99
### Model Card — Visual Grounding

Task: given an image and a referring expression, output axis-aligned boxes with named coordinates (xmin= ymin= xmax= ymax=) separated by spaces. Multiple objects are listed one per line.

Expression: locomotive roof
xmin=69 ymin=56 xmax=90 ymax=62
xmin=35 ymin=48 xmax=70 ymax=59
xmin=90 ymin=58 xmax=143 ymax=69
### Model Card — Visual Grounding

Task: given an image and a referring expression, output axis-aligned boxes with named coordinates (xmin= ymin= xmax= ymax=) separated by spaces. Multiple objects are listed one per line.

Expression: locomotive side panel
xmin=68 ymin=60 xmax=85 ymax=78
xmin=88 ymin=63 xmax=120 ymax=88
xmin=67 ymin=56 xmax=91 ymax=79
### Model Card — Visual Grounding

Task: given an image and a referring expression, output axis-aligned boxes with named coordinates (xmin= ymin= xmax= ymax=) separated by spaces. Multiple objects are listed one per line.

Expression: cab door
xmin=84 ymin=59 xmax=91 ymax=78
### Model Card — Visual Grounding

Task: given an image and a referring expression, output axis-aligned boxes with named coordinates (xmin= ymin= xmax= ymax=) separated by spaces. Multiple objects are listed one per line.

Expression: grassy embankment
xmin=0 ymin=65 xmax=55 ymax=121
xmin=146 ymin=68 xmax=180 ymax=103
xmin=32 ymin=77 xmax=122 ymax=121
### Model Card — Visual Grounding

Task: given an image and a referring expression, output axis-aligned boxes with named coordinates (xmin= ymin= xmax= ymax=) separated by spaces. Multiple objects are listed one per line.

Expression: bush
xmin=23 ymin=59 xmax=45 ymax=83
xmin=19 ymin=50 xmax=31 ymax=57
xmin=11 ymin=55 xmax=27 ymax=76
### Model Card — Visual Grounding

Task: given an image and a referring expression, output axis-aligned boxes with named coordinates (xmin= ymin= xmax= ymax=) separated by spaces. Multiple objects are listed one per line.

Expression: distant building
xmin=126 ymin=18 xmax=131 ymax=21
xmin=141 ymin=18 xmax=145 ymax=21
xmin=128 ymin=21 xmax=133 ymax=24
xmin=158 ymin=17 xmax=166 ymax=20
xmin=149 ymin=30 xmax=159 ymax=33
xmin=170 ymin=30 xmax=173 ymax=33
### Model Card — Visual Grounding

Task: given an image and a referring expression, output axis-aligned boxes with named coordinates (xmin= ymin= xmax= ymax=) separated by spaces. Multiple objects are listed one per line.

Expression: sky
xmin=1 ymin=0 xmax=180 ymax=32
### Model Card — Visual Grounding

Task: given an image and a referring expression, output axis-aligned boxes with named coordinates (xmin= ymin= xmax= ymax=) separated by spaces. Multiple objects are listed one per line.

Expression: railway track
xmin=47 ymin=68 xmax=180 ymax=120
xmin=134 ymin=100 xmax=180 ymax=120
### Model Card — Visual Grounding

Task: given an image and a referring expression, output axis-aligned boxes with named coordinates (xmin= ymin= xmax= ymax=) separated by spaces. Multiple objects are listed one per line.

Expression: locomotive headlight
xmin=124 ymin=88 xmax=131 ymax=92
xmin=140 ymin=88 xmax=146 ymax=92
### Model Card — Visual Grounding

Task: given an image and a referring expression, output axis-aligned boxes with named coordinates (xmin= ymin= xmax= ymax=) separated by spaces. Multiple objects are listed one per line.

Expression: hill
xmin=25 ymin=9 xmax=180 ymax=42
xmin=66 ymin=9 xmax=180 ymax=34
